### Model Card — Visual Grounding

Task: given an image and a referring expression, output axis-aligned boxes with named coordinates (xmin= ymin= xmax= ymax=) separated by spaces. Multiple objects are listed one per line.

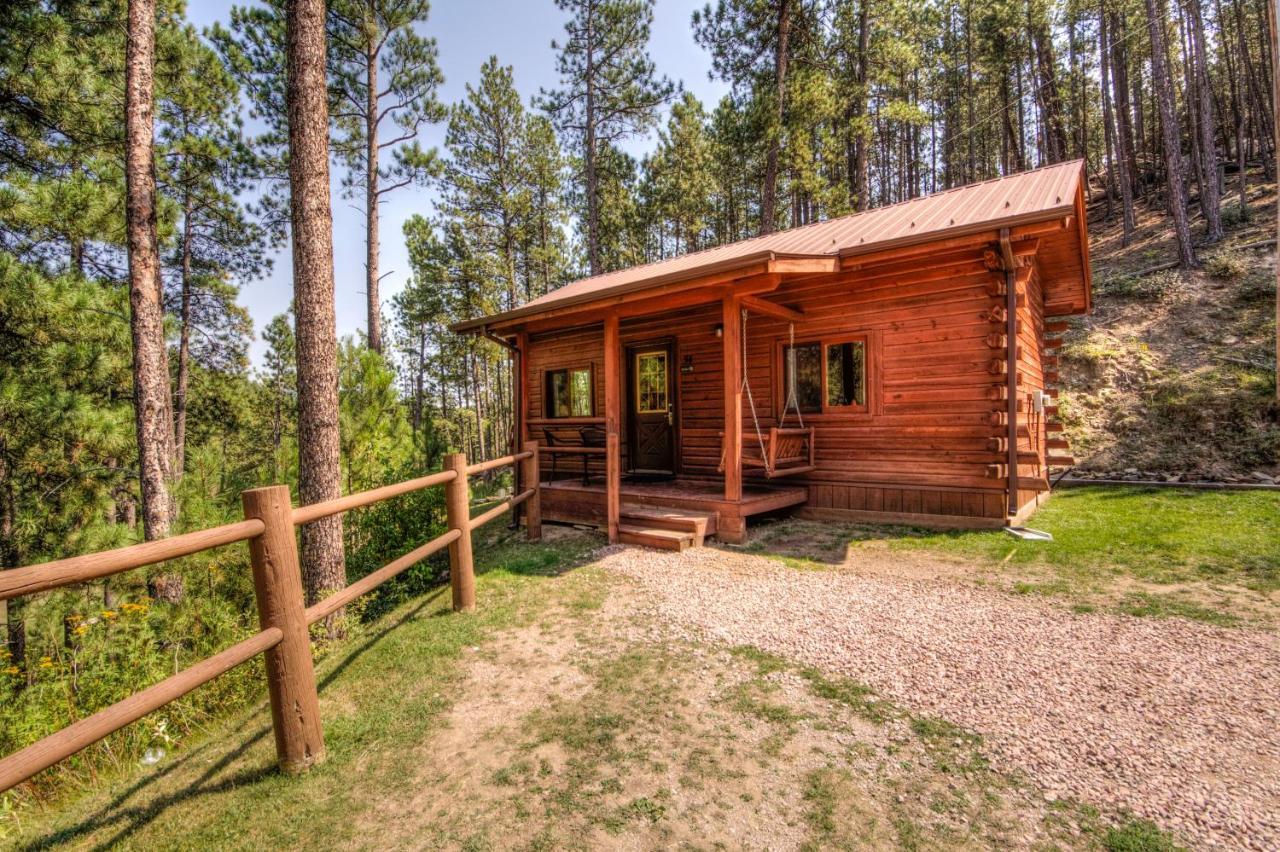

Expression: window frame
xmin=776 ymin=334 xmax=874 ymax=418
xmin=543 ymin=364 xmax=596 ymax=419
xmin=633 ymin=349 xmax=670 ymax=415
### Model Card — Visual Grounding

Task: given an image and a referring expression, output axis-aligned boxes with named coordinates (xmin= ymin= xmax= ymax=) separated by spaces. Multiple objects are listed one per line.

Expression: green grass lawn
xmin=886 ymin=486 xmax=1280 ymax=625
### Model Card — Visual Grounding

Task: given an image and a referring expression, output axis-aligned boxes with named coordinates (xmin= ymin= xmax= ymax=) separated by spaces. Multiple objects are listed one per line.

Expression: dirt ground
xmin=353 ymin=530 xmax=1277 ymax=851
xmin=359 ymin=576 xmax=1093 ymax=851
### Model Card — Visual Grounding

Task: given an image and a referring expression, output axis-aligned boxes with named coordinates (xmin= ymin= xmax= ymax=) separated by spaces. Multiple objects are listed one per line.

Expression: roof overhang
xmin=450 ymin=251 xmax=836 ymax=334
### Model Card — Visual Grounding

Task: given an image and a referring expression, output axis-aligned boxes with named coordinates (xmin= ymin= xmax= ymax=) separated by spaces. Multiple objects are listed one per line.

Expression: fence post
xmin=444 ymin=453 xmax=475 ymax=612
xmin=522 ymin=440 xmax=542 ymax=541
xmin=241 ymin=485 xmax=325 ymax=772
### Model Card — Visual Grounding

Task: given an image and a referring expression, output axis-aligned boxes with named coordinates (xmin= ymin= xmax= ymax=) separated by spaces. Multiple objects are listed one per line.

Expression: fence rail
xmin=0 ymin=441 xmax=542 ymax=794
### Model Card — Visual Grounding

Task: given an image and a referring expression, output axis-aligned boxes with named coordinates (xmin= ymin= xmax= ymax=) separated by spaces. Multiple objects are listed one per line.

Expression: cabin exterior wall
xmin=524 ymin=239 xmax=1064 ymax=528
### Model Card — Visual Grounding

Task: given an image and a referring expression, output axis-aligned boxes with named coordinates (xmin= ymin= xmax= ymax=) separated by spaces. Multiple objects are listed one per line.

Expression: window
xmin=825 ymin=341 xmax=866 ymax=407
xmin=634 ymin=350 xmax=669 ymax=413
xmin=782 ymin=342 xmax=822 ymax=413
xmin=546 ymin=367 xmax=593 ymax=418
xmin=782 ymin=337 xmax=868 ymax=414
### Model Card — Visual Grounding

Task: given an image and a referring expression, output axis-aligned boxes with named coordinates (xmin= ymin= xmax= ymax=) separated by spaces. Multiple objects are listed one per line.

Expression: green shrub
xmin=1203 ymin=252 xmax=1247 ymax=280
xmin=1220 ymin=203 xmax=1252 ymax=227
xmin=0 ymin=592 xmax=265 ymax=801
xmin=1097 ymin=269 xmax=1184 ymax=299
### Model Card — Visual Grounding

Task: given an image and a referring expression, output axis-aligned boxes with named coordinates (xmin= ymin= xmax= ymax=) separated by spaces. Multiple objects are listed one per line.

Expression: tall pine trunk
xmin=1185 ymin=0 xmax=1223 ymax=240
xmin=125 ymin=0 xmax=182 ymax=603
xmin=761 ymin=0 xmax=791 ymax=235
xmin=851 ymin=0 xmax=870 ymax=210
xmin=174 ymin=189 xmax=193 ymax=477
xmin=285 ymin=0 xmax=347 ymax=628
xmin=365 ymin=29 xmax=383 ymax=353
xmin=1143 ymin=0 xmax=1198 ymax=267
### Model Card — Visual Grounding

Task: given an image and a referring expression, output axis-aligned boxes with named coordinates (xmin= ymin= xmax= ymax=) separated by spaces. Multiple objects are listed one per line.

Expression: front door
xmin=628 ymin=344 xmax=675 ymax=475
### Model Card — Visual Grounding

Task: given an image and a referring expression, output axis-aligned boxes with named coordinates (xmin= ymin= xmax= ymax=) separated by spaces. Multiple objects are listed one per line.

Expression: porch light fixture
xmin=714 ymin=324 xmax=723 ymax=338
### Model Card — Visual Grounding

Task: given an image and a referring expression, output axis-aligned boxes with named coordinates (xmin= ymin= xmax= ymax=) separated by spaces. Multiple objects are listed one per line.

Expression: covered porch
xmin=501 ymin=261 xmax=831 ymax=546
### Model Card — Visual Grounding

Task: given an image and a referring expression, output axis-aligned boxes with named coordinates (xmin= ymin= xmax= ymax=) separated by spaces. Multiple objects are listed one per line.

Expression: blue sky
xmin=184 ymin=0 xmax=729 ymax=364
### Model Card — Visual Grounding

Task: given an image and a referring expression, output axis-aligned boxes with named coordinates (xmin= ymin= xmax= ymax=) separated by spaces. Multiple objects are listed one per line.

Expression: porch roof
xmin=453 ymin=159 xmax=1086 ymax=333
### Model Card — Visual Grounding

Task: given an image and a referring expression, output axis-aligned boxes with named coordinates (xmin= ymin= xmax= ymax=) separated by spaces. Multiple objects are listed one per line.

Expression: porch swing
xmin=718 ymin=309 xmax=817 ymax=479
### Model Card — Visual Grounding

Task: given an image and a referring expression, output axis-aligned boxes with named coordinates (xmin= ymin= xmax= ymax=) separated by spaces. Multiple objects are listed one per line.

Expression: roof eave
xmin=835 ymin=205 xmax=1077 ymax=261
xmin=450 ymin=249 xmax=810 ymax=334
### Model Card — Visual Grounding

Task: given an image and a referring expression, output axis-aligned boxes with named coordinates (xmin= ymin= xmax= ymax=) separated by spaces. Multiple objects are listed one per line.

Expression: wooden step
xmin=620 ymin=504 xmax=715 ymax=545
xmin=618 ymin=524 xmax=694 ymax=551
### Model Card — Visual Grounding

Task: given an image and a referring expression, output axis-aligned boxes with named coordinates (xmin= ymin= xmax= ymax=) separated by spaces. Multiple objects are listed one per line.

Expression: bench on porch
xmin=538 ymin=424 xmax=607 ymax=485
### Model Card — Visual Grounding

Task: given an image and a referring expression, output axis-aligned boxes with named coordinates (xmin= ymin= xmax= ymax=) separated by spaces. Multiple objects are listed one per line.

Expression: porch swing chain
xmin=740 ymin=308 xmax=771 ymax=473
xmin=782 ymin=321 xmax=804 ymax=429
xmin=740 ymin=309 xmax=805 ymax=476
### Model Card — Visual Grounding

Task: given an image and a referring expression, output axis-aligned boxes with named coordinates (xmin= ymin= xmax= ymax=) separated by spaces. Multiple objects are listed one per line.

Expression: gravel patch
xmin=598 ymin=544 xmax=1280 ymax=851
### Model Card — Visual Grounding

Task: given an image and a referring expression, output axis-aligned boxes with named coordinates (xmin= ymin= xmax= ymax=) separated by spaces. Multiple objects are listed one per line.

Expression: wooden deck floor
xmin=539 ymin=476 xmax=808 ymax=542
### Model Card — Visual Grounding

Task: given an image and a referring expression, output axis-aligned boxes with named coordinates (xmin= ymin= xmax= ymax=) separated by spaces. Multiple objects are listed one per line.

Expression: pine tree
xmin=541 ymin=0 xmax=674 ymax=275
xmin=1143 ymin=0 xmax=1198 ymax=267
xmin=328 ymin=0 xmax=445 ymax=353
xmin=521 ymin=114 xmax=571 ymax=301
xmin=159 ymin=23 xmax=269 ymax=477
xmin=438 ymin=57 xmax=529 ymax=313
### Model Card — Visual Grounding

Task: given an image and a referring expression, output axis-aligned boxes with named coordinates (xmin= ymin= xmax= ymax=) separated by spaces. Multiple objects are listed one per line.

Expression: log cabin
xmin=453 ymin=160 xmax=1092 ymax=549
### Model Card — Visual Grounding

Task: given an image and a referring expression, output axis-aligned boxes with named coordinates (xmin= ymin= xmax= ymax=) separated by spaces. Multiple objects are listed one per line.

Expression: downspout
xmin=481 ymin=326 xmax=522 ymax=529
xmin=999 ymin=229 xmax=1019 ymax=518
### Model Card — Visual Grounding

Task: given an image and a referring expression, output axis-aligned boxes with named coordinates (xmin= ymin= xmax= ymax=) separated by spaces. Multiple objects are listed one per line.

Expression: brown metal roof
xmin=455 ymin=160 xmax=1084 ymax=332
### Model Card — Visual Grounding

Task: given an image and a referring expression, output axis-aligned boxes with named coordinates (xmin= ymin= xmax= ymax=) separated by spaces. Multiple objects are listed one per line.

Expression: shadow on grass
xmin=23 ymin=591 xmax=443 ymax=851
xmin=21 ymin=527 xmax=602 ymax=850
xmin=740 ymin=515 xmax=940 ymax=567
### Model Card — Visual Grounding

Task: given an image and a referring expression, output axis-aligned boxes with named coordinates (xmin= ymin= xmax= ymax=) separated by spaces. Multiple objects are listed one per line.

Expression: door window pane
xmin=635 ymin=352 xmax=668 ymax=413
xmin=782 ymin=342 xmax=822 ymax=413
xmin=826 ymin=341 xmax=866 ymax=407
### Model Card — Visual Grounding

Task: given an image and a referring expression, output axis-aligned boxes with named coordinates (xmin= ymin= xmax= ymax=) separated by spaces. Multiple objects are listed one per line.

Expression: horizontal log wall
xmin=742 ymin=244 xmax=1019 ymax=520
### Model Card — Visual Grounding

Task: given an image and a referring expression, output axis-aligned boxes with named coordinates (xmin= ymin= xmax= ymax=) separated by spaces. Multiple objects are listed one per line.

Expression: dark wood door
xmin=628 ymin=344 xmax=675 ymax=474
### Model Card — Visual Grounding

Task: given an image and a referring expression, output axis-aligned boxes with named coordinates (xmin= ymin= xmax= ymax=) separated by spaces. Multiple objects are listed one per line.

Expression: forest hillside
xmin=1062 ymin=169 xmax=1277 ymax=482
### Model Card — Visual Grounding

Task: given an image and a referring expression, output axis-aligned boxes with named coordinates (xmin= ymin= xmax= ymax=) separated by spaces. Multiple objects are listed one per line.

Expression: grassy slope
xmin=1061 ymin=178 xmax=1278 ymax=478
xmin=888 ymin=486 xmax=1280 ymax=625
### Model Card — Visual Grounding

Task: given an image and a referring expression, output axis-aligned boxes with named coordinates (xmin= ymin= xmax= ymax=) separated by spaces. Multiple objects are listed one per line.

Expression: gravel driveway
xmin=598 ymin=544 xmax=1280 ymax=851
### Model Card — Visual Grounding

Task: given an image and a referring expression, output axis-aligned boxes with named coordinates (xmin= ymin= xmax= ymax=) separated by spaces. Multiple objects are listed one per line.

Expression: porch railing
xmin=0 ymin=441 xmax=541 ymax=793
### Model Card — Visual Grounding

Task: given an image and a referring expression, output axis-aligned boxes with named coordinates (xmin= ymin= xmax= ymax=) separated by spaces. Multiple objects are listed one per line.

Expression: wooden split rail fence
xmin=0 ymin=442 xmax=543 ymax=793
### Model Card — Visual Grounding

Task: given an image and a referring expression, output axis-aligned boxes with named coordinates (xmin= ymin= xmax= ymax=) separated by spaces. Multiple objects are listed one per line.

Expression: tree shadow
xmin=738 ymin=516 xmax=933 ymax=566
xmin=22 ymin=591 xmax=444 ymax=850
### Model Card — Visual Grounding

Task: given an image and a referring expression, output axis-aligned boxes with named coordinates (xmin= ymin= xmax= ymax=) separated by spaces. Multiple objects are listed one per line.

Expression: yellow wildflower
xmin=39 ymin=661 xmax=53 ymax=669
xmin=73 ymin=624 xmax=89 ymax=636
xmin=66 ymin=614 xmax=83 ymax=623
xmin=102 ymin=610 xmax=117 ymax=619
xmin=4 ymin=666 xmax=19 ymax=676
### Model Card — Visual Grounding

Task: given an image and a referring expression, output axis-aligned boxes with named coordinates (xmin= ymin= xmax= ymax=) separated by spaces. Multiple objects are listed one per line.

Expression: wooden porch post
xmin=513 ymin=330 xmax=528 ymax=530
xmin=722 ymin=295 xmax=742 ymax=504
xmin=603 ymin=314 xmax=621 ymax=543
